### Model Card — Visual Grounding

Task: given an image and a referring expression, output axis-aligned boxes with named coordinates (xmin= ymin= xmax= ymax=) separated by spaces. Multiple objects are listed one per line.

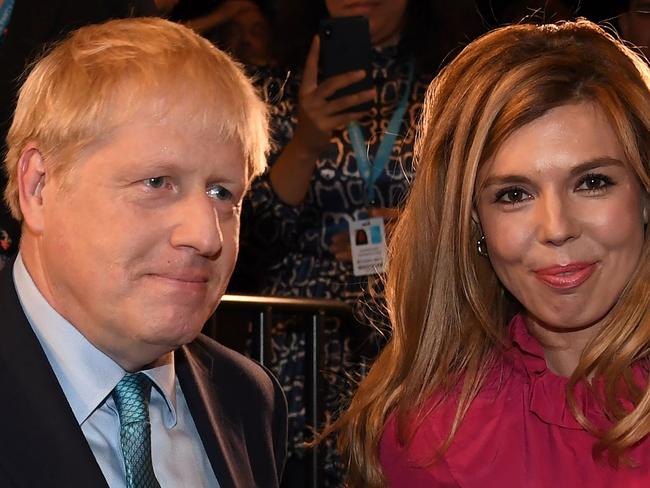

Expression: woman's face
xmin=325 ymin=0 xmax=408 ymax=46
xmin=475 ymin=102 xmax=647 ymax=332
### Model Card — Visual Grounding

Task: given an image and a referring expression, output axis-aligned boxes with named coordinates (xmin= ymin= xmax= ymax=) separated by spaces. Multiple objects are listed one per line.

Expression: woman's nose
xmin=535 ymin=192 xmax=580 ymax=246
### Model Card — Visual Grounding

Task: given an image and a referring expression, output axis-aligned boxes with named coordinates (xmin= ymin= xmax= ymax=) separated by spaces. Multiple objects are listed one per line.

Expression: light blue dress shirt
xmin=13 ymin=254 xmax=220 ymax=488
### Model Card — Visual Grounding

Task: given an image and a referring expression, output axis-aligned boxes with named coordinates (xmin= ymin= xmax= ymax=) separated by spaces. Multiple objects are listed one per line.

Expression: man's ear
xmin=18 ymin=146 xmax=47 ymax=234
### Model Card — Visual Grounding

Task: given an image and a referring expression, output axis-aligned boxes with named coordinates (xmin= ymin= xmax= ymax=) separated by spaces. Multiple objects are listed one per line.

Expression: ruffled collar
xmin=507 ymin=314 xmax=610 ymax=431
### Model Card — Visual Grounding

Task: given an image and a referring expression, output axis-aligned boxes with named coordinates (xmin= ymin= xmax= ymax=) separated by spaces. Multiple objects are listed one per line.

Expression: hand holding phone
xmin=291 ymin=31 xmax=376 ymax=156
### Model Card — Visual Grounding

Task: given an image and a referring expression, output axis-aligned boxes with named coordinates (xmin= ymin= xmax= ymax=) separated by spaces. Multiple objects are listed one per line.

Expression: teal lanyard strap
xmin=348 ymin=60 xmax=415 ymax=205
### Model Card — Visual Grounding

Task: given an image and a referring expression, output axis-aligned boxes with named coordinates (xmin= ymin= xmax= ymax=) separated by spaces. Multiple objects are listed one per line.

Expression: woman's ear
xmin=471 ymin=207 xmax=481 ymax=229
xmin=18 ymin=145 xmax=47 ymax=234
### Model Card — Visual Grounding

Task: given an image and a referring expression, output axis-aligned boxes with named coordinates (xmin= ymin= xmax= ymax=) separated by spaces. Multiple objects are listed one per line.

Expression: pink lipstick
xmin=534 ymin=262 xmax=597 ymax=290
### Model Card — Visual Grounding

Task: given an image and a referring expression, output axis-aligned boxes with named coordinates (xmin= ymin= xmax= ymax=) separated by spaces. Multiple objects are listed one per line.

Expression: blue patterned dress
xmin=240 ymin=45 xmax=430 ymax=485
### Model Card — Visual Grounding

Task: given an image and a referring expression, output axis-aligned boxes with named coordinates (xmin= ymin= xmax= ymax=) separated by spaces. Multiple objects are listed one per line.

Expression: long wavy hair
xmin=328 ymin=20 xmax=650 ymax=487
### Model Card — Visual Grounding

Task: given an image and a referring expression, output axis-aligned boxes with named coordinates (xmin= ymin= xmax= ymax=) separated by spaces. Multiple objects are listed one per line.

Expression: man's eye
xmin=576 ymin=173 xmax=614 ymax=193
xmin=494 ymin=187 xmax=531 ymax=205
xmin=143 ymin=177 xmax=169 ymax=189
xmin=206 ymin=184 xmax=233 ymax=201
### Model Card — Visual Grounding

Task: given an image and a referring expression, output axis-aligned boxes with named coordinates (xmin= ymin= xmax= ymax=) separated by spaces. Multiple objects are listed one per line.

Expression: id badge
xmin=349 ymin=217 xmax=387 ymax=276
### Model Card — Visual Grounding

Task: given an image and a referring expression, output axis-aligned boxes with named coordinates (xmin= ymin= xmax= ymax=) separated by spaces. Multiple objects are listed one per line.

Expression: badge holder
xmin=349 ymin=217 xmax=387 ymax=276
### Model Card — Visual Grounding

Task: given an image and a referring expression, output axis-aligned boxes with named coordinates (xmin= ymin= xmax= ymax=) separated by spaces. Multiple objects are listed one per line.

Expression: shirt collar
xmin=508 ymin=313 xmax=608 ymax=430
xmin=142 ymin=353 xmax=178 ymax=428
xmin=13 ymin=253 xmax=177 ymax=425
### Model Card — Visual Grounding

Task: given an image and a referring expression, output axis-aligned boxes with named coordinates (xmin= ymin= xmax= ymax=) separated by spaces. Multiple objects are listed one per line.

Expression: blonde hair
xmin=332 ymin=20 xmax=650 ymax=486
xmin=4 ymin=17 xmax=269 ymax=220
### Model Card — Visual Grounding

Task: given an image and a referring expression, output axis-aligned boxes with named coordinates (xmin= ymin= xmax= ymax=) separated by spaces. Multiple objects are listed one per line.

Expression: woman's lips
xmin=534 ymin=262 xmax=597 ymax=290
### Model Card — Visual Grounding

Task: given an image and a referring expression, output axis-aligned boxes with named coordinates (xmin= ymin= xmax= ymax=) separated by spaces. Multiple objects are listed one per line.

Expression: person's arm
xmin=183 ymin=0 xmax=256 ymax=34
xmin=269 ymin=36 xmax=375 ymax=206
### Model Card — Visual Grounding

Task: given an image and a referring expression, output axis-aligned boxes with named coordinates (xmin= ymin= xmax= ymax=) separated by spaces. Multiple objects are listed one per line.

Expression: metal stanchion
xmin=207 ymin=295 xmax=353 ymax=488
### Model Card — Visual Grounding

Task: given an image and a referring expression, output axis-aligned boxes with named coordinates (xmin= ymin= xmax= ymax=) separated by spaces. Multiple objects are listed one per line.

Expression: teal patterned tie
xmin=113 ymin=373 xmax=161 ymax=488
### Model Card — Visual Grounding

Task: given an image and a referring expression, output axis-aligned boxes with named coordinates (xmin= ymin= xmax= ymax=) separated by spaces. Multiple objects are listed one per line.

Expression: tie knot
xmin=113 ymin=372 xmax=152 ymax=425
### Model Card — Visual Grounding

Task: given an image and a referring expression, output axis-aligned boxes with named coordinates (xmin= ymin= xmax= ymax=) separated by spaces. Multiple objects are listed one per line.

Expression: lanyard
xmin=348 ymin=60 xmax=414 ymax=205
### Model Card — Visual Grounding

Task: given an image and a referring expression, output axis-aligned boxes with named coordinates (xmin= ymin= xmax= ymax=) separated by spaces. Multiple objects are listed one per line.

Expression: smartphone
xmin=318 ymin=16 xmax=373 ymax=112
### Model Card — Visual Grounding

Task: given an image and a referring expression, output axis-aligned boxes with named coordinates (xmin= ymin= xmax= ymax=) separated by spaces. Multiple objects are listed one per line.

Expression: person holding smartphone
xmin=235 ymin=1 xmax=484 ymax=485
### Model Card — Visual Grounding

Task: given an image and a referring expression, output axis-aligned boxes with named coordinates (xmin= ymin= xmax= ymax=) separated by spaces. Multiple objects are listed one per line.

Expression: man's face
xmin=35 ymin=111 xmax=247 ymax=369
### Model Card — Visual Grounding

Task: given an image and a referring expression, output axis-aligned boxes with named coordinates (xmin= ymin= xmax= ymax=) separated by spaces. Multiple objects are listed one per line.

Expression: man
xmin=0 ymin=17 xmax=286 ymax=488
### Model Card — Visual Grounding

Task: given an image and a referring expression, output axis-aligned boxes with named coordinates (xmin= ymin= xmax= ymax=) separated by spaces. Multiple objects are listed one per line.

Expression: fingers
xmin=325 ymin=88 xmax=375 ymax=116
xmin=330 ymin=231 xmax=350 ymax=248
xmin=329 ymin=231 xmax=352 ymax=262
xmin=368 ymin=207 xmax=401 ymax=221
xmin=334 ymin=249 xmax=353 ymax=262
xmin=296 ymin=48 xmax=375 ymax=152
xmin=317 ymin=70 xmax=367 ymax=99
xmin=301 ymin=36 xmax=320 ymax=95
xmin=327 ymin=110 xmax=370 ymax=128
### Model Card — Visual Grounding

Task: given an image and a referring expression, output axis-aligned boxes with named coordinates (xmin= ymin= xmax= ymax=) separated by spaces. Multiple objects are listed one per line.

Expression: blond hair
xmin=4 ymin=17 xmax=269 ymax=220
xmin=331 ymin=20 xmax=650 ymax=486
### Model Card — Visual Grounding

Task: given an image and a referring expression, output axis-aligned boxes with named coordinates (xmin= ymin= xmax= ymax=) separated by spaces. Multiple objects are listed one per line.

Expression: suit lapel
xmin=0 ymin=262 xmax=108 ymax=487
xmin=176 ymin=343 xmax=254 ymax=488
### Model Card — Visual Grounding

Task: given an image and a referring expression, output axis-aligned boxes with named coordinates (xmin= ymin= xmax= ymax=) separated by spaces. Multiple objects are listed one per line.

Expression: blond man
xmin=0 ymin=17 xmax=286 ymax=488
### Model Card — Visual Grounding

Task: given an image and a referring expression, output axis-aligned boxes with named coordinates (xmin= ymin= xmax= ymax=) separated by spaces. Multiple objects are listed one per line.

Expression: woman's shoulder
xmin=379 ymin=357 xmax=526 ymax=476
xmin=380 ymin=404 xmax=460 ymax=486
xmin=379 ymin=322 xmax=541 ymax=483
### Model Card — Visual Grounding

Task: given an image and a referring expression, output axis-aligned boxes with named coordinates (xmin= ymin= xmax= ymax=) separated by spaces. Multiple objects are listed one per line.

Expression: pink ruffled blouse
xmin=380 ymin=314 xmax=650 ymax=487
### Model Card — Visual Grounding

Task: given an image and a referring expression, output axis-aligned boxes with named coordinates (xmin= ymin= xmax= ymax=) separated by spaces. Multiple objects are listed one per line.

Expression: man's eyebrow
xmin=129 ymin=160 xmax=180 ymax=174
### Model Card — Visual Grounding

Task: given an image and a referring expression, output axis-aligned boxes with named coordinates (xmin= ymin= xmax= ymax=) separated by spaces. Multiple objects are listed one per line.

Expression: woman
xmin=331 ymin=20 xmax=650 ymax=487
xmin=237 ymin=1 xmax=484 ymax=486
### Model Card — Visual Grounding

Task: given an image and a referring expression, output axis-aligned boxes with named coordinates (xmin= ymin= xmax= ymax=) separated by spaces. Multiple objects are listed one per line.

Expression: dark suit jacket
xmin=0 ymin=261 xmax=287 ymax=487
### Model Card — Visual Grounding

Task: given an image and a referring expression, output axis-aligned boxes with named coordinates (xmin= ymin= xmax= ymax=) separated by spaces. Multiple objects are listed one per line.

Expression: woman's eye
xmin=143 ymin=176 xmax=169 ymax=189
xmin=576 ymin=173 xmax=614 ymax=192
xmin=494 ymin=187 xmax=531 ymax=205
xmin=206 ymin=184 xmax=233 ymax=201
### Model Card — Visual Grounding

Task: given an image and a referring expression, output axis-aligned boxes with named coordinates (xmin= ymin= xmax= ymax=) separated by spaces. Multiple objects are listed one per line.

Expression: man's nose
xmin=535 ymin=192 xmax=580 ymax=246
xmin=170 ymin=192 xmax=223 ymax=257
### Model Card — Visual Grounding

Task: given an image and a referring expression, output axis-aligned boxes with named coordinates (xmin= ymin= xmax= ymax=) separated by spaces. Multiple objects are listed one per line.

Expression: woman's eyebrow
xmin=481 ymin=174 xmax=533 ymax=188
xmin=568 ymin=157 xmax=625 ymax=177
xmin=480 ymin=157 xmax=625 ymax=189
